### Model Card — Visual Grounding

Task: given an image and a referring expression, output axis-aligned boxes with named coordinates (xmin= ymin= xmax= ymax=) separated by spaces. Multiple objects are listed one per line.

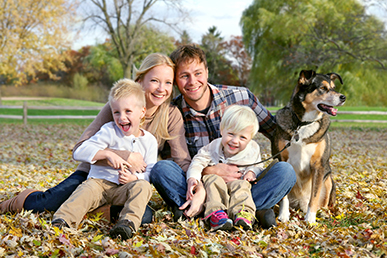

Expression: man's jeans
xmin=150 ymin=160 xmax=296 ymax=211
xmin=24 ymin=170 xmax=153 ymax=224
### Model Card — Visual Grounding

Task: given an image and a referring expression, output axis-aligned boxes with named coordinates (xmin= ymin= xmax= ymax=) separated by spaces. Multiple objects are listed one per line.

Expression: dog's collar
xmin=292 ymin=111 xmax=314 ymax=128
xmin=291 ymin=111 xmax=315 ymax=142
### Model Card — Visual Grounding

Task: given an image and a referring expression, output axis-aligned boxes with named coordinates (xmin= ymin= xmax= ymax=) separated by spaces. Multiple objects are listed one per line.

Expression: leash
xmin=238 ymin=141 xmax=291 ymax=168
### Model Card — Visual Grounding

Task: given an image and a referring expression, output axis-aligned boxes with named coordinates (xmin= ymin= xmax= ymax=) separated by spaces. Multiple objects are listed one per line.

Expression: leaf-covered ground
xmin=0 ymin=124 xmax=386 ymax=257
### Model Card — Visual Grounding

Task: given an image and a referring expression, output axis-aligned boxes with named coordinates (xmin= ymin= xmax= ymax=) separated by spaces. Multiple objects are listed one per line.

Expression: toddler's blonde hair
xmin=220 ymin=105 xmax=259 ymax=137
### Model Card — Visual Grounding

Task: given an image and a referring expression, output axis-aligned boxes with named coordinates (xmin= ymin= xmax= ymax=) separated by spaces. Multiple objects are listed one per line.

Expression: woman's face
xmin=139 ymin=64 xmax=174 ymax=114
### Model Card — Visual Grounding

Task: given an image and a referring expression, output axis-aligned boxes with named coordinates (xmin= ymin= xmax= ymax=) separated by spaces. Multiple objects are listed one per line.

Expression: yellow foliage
xmin=0 ymin=0 xmax=78 ymax=85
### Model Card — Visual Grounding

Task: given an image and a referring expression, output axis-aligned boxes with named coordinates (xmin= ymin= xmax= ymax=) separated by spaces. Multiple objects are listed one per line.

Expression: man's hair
xmin=135 ymin=53 xmax=175 ymax=82
xmin=169 ymin=44 xmax=208 ymax=69
xmin=108 ymin=78 xmax=145 ymax=108
xmin=220 ymin=105 xmax=259 ymax=138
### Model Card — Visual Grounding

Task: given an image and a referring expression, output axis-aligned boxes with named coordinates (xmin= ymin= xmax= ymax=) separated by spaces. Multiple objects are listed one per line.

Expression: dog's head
xmin=291 ymin=70 xmax=346 ymax=118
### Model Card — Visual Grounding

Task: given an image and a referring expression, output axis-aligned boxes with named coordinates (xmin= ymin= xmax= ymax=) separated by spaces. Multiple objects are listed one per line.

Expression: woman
xmin=0 ymin=53 xmax=204 ymax=222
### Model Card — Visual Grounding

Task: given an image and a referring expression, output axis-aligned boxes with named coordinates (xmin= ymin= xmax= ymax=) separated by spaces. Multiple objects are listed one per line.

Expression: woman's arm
xmin=165 ymin=105 xmax=191 ymax=172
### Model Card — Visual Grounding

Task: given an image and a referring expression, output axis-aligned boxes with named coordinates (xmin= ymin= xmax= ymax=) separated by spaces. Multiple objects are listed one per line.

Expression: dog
xmin=272 ymin=70 xmax=346 ymax=224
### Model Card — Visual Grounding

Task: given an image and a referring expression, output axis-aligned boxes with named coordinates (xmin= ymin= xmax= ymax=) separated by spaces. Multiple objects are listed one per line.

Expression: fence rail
xmin=0 ymin=102 xmax=386 ymax=125
xmin=0 ymin=102 xmax=103 ymax=124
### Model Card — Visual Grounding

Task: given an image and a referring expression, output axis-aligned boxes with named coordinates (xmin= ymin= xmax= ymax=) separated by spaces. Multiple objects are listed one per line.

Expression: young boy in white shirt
xmin=51 ymin=78 xmax=158 ymax=240
xmin=186 ymin=105 xmax=263 ymax=230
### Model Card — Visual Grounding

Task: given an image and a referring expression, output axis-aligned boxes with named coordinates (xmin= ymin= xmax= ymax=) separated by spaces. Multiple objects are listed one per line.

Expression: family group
xmin=0 ymin=44 xmax=296 ymax=240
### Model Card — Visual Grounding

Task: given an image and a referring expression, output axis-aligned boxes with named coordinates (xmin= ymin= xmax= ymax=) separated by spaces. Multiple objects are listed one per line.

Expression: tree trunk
xmin=124 ymin=63 xmax=131 ymax=80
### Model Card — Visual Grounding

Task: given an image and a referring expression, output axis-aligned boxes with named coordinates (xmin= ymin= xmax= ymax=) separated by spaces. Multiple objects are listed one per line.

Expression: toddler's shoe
xmin=207 ymin=210 xmax=233 ymax=231
xmin=234 ymin=210 xmax=254 ymax=230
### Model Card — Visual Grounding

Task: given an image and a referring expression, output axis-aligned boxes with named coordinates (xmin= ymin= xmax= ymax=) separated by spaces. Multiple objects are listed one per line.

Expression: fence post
xmin=23 ymin=101 xmax=27 ymax=125
xmin=0 ymin=88 xmax=2 ymax=106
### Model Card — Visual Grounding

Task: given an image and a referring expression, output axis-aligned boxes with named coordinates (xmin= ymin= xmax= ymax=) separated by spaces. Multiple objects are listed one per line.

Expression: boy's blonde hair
xmin=220 ymin=105 xmax=259 ymax=137
xmin=109 ymin=78 xmax=146 ymax=108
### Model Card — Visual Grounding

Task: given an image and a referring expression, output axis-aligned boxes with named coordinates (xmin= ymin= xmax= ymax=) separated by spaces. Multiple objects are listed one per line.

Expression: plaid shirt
xmin=172 ymin=83 xmax=276 ymax=158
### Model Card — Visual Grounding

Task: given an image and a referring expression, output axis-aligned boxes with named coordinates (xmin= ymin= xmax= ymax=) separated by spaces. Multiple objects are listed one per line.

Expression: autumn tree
xmin=222 ymin=36 xmax=252 ymax=87
xmin=80 ymin=0 xmax=187 ymax=79
xmin=0 ymin=0 xmax=77 ymax=85
xmin=241 ymin=0 xmax=387 ymax=105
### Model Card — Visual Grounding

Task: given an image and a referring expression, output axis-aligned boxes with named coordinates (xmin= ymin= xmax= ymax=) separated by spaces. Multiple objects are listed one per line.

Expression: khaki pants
xmin=202 ymin=174 xmax=255 ymax=220
xmin=53 ymin=178 xmax=152 ymax=231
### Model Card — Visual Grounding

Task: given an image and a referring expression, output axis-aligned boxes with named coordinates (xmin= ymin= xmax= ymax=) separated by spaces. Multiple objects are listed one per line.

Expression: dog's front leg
xmin=278 ymin=195 xmax=290 ymax=222
xmin=305 ymin=166 xmax=325 ymax=224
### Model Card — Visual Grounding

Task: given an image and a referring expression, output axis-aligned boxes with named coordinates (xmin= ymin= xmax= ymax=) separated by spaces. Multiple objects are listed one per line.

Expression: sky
xmin=71 ymin=0 xmax=254 ymax=50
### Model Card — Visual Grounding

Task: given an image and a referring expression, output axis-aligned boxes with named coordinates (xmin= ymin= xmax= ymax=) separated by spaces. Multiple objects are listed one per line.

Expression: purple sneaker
xmin=207 ymin=210 xmax=233 ymax=231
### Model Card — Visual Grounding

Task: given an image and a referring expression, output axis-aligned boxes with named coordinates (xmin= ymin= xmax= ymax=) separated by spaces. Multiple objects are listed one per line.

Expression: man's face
xmin=175 ymin=59 xmax=209 ymax=107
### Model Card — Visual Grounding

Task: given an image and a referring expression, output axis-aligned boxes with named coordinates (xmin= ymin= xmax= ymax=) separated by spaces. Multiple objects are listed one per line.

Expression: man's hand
xmin=179 ymin=181 xmax=206 ymax=218
xmin=186 ymin=177 xmax=198 ymax=200
xmin=243 ymin=171 xmax=256 ymax=182
xmin=202 ymin=163 xmax=241 ymax=183
xmin=126 ymin=152 xmax=147 ymax=174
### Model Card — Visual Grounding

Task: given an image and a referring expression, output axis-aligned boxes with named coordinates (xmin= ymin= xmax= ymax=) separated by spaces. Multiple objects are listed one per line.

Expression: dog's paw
xmin=304 ymin=211 xmax=316 ymax=224
xmin=278 ymin=209 xmax=290 ymax=222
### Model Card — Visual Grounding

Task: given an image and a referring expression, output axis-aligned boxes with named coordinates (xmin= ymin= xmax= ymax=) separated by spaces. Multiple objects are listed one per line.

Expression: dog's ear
xmin=298 ymin=70 xmax=316 ymax=85
xmin=327 ymin=73 xmax=343 ymax=85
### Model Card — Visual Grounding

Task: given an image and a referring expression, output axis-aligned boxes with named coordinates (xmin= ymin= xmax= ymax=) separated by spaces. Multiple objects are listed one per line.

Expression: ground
xmin=0 ymin=124 xmax=386 ymax=257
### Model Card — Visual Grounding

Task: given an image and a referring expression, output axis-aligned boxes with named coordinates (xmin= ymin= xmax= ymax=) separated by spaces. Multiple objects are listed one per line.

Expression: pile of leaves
xmin=0 ymin=124 xmax=386 ymax=257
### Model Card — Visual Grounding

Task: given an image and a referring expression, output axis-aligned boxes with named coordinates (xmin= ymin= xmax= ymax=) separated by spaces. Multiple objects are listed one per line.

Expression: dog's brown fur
xmin=273 ymin=70 xmax=346 ymax=223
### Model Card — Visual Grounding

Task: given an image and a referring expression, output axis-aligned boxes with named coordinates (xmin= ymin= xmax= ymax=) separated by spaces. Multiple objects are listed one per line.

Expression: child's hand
xmin=243 ymin=171 xmax=256 ymax=182
xmin=118 ymin=170 xmax=138 ymax=184
xmin=186 ymin=177 xmax=198 ymax=200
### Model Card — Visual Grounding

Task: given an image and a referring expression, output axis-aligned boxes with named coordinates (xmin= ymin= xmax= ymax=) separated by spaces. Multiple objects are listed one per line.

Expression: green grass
xmin=0 ymin=98 xmax=104 ymax=125
xmin=1 ymin=99 xmax=386 ymax=127
xmin=0 ymin=118 xmax=95 ymax=125
xmin=0 ymin=108 xmax=101 ymax=116
xmin=266 ymin=106 xmax=387 ymax=128
xmin=1 ymin=98 xmax=105 ymax=107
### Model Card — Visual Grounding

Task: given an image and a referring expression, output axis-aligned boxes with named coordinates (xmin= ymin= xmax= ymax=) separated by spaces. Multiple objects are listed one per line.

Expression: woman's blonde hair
xmin=220 ymin=105 xmax=259 ymax=138
xmin=135 ymin=53 xmax=175 ymax=144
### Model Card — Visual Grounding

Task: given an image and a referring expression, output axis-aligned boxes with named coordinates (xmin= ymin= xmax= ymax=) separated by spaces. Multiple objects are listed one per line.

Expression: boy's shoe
xmin=51 ymin=218 xmax=69 ymax=229
xmin=208 ymin=210 xmax=233 ymax=231
xmin=109 ymin=219 xmax=135 ymax=240
xmin=234 ymin=210 xmax=254 ymax=230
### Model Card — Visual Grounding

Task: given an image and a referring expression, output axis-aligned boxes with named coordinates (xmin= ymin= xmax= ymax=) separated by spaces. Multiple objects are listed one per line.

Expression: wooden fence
xmin=0 ymin=102 xmax=103 ymax=125
xmin=0 ymin=102 xmax=386 ymax=125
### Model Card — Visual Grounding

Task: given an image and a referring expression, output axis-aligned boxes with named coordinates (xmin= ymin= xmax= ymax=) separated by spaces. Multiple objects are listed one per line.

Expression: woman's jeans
xmin=24 ymin=170 xmax=153 ymax=224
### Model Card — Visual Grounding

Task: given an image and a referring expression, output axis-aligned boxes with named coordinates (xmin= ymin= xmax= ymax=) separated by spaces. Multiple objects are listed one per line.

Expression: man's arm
xmin=202 ymin=163 xmax=241 ymax=183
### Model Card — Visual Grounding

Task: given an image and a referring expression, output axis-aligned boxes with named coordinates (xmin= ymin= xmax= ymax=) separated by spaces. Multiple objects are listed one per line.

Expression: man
xmin=150 ymin=44 xmax=296 ymax=229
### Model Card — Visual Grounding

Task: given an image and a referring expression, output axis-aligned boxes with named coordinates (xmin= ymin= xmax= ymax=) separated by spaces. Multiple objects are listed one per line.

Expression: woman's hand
xmin=94 ymin=150 xmax=131 ymax=174
xmin=126 ymin=152 xmax=147 ymax=174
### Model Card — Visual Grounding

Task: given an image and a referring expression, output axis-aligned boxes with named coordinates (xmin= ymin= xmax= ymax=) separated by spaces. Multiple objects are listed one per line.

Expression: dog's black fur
xmin=273 ymin=70 xmax=346 ymax=223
